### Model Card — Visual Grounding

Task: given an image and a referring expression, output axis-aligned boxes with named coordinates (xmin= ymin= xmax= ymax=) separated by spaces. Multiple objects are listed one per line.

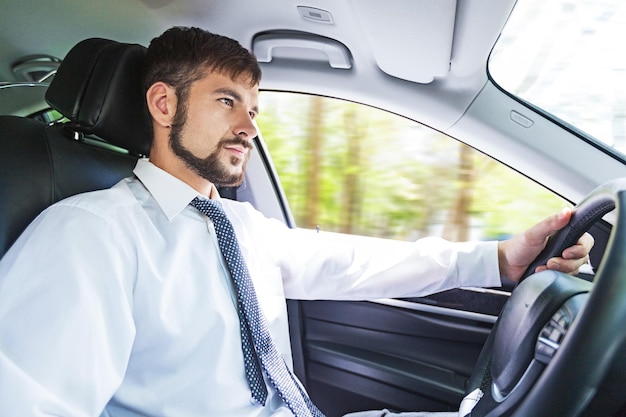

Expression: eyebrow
xmin=214 ymin=87 xmax=259 ymax=114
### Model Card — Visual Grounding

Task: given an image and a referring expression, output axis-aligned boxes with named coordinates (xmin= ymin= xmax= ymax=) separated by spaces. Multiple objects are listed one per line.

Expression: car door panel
xmin=288 ymin=290 xmax=507 ymax=416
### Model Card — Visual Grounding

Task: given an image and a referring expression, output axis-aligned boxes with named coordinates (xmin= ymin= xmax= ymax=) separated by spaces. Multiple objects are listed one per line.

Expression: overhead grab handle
xmin=253 ymin=32 xmax=352 ymax=69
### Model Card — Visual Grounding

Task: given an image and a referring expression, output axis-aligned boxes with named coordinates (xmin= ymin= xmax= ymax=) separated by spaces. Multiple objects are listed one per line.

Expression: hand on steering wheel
xmin=465 ymin=179 xmax=625 ymax=417
xmin=498 ymin=208 xmax=595 ymax=283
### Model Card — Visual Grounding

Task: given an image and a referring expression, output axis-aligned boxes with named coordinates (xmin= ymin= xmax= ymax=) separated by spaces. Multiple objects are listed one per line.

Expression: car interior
xmin=0 ymin=39 xmax=146 ymax=258
xmin=1 ymin=1 xmax=626 ymax=416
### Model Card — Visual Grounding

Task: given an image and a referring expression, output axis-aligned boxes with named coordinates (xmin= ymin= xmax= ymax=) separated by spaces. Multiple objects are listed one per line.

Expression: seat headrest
xmin=45 ymin=38 xmax=151 ymax=156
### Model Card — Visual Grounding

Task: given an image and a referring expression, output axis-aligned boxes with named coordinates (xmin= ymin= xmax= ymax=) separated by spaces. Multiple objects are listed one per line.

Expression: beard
xmin=169 ymin=104 xmax=253 ymax=187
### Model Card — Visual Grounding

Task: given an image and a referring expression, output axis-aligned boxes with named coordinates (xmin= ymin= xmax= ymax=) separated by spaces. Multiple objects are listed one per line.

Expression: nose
xmin=233 ymin=111 xmax=258 ymax=140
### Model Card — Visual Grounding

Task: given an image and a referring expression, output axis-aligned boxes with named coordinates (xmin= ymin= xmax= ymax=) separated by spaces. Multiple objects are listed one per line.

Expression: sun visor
xmin=352 ymin=0 xmax=456 ymax=83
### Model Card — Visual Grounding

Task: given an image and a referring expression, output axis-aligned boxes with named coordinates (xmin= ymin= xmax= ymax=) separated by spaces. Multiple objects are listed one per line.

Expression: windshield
xmin=490 ymin=0 xmax=626 ymax=156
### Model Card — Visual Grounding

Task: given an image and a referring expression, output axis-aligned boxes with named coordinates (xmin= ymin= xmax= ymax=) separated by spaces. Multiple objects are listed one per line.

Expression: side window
xmin=258 ymin=92 xmax=569 ymax=243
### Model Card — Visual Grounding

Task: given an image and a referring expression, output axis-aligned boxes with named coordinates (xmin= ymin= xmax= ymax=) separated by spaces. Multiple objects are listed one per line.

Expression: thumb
xmin=524 ymin=207 xmax=571 ymax=247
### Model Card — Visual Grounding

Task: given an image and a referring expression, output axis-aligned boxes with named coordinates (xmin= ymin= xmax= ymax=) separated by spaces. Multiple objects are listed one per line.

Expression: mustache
xmin=220 ymin=137 xmax=254 ymax=151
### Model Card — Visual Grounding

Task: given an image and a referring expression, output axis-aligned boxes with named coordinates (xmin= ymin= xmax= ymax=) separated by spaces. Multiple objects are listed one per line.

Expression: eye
xmin=219 ymin=98 xmax=234 ymax=107
xmin=249 ymin=111 xmax=257 ymax=120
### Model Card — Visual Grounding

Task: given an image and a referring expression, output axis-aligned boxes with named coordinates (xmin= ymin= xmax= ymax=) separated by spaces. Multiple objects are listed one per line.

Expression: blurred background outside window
xmin=257 ymin=92 xmax=567 ymax=242
xmin=490 ymin=0 xmax=626 ymax=156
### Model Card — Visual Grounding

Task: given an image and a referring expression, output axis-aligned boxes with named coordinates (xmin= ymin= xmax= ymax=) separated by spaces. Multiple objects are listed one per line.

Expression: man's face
xmin=169 ymin=71 xmax=259 ymax=187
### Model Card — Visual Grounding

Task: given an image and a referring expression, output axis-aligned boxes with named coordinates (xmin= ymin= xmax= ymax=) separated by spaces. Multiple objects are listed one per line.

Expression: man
xmin=0 ymin=27 xmax=592 ymax=417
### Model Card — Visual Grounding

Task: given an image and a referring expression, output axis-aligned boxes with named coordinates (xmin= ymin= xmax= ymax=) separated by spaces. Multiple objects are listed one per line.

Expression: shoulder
xmin=220 ymin=198 xmax=293 ymax=244
xmin=21 ymin=179 xmax=145 ymax=244
xmin=221 ymin=198 xmax=281 ymax=226
xmin=220 ymin=198 xmax=256 ymax=216
xmin=1 ymin=179 xmax=142 ymax=269
xmin=48 ymin=178 xmax=139 ymax=221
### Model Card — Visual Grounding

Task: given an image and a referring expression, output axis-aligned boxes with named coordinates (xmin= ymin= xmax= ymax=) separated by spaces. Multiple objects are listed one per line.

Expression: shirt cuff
xmin=453 ymin=240 xmax=502 ymax=288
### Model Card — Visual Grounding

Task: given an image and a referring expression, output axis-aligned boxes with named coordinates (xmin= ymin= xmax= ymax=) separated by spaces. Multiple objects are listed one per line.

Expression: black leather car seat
xmin=0 ymin=38 xmax=151 ymax=259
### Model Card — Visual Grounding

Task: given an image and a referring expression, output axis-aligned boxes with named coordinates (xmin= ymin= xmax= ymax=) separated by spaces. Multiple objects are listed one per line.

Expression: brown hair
xmin=143 ymin=26 xmax=261 ymax=108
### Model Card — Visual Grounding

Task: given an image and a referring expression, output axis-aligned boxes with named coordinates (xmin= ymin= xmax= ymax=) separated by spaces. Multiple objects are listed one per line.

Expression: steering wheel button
xmin=536 ymin=340 xmax=556 ymax=363
xmin=541 ymin=325 xmax=554 ymax=338
xmin=549 ymin=327 xmax=562 ymax=342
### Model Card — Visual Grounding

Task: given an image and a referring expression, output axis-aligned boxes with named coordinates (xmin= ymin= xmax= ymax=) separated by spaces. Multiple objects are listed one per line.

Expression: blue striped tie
xmin=190 ymin=197 xmax=325 ymax=417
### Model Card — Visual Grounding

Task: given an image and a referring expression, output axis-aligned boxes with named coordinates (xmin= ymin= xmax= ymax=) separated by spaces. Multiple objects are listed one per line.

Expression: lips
xmin=224 ymin=145 xmax=246 ymax=158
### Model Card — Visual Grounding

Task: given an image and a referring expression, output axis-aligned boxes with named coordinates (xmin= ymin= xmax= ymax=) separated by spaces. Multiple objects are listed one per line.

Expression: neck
xmin=149 ymin=136 xmax=216 ymax=198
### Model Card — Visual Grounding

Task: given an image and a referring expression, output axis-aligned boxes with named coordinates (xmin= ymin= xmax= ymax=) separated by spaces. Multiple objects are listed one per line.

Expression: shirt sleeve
xmin=229 ymin=202 xmax=502 ymax=301
xmin=0 ymin=203 xmax=136 ymax=416
xmin=280 ymin=229 xmax=501 ymax=300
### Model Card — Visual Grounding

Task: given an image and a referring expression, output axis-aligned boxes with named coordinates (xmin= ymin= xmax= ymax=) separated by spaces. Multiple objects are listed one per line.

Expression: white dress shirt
xmin=0 ymin=159 xmax=501 ymax=417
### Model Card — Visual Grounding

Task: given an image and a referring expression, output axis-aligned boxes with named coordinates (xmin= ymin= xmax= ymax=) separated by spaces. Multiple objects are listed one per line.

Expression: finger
xmin=561 ymin=232 xmax=595 ymax=259
xmin=524 ymin=208 xmax=572 ymax=246
xmin=546 ymin=256 xmax=588 ymax=274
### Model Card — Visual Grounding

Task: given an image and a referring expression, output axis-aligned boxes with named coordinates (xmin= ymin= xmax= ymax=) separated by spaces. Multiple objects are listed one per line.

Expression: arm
xmin=229 ymin=202 xmax=501 ymax=300
xmin=274 ymin=207 xmax=593 ymax=298
xmin=0 ymin=204 xmax=135 ymax=416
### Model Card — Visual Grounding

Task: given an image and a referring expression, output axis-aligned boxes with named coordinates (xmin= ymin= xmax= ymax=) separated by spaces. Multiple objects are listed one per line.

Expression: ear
xmin=146 ymin=82 xmax=176 ymax=128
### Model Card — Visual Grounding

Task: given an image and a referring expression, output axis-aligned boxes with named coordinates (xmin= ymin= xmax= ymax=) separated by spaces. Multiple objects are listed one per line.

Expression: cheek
xmin=181 ymin=115 xmax=225 ymax=157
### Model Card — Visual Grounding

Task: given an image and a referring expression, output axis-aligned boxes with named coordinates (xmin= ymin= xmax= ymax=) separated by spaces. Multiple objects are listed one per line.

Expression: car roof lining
xmin=5 ymin=0 xmax=608 ymax=205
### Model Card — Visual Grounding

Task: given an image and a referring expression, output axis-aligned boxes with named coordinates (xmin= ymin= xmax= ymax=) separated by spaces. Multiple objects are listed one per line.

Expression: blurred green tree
xmin=257 ymin=92 xmax=569 ymax=242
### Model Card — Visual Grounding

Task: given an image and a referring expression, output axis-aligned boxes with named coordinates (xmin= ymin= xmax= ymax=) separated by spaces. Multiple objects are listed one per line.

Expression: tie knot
xmin=190 ymin=196 xmax=224 ymax=221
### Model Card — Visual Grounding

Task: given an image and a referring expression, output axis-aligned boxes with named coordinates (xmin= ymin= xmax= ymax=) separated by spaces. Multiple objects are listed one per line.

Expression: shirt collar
xmin=133 ymin=158 xmax=220 ymax=221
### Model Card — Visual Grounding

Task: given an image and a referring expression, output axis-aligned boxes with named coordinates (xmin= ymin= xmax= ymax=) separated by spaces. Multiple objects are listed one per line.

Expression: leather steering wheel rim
xmin=520 ymin=186 xmax=615 ymax=281
xmin=465 ymin=178 xmax=626 ymax=417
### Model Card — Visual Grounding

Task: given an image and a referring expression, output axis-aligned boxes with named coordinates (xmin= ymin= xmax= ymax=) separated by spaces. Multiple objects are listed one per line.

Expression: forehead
xmin=193 ymin=70 xmax=259 ymax=102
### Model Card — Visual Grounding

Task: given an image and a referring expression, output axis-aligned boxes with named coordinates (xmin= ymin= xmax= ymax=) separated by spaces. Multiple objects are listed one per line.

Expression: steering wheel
xmin=464 ymin=178 xmax=626 ymax=417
